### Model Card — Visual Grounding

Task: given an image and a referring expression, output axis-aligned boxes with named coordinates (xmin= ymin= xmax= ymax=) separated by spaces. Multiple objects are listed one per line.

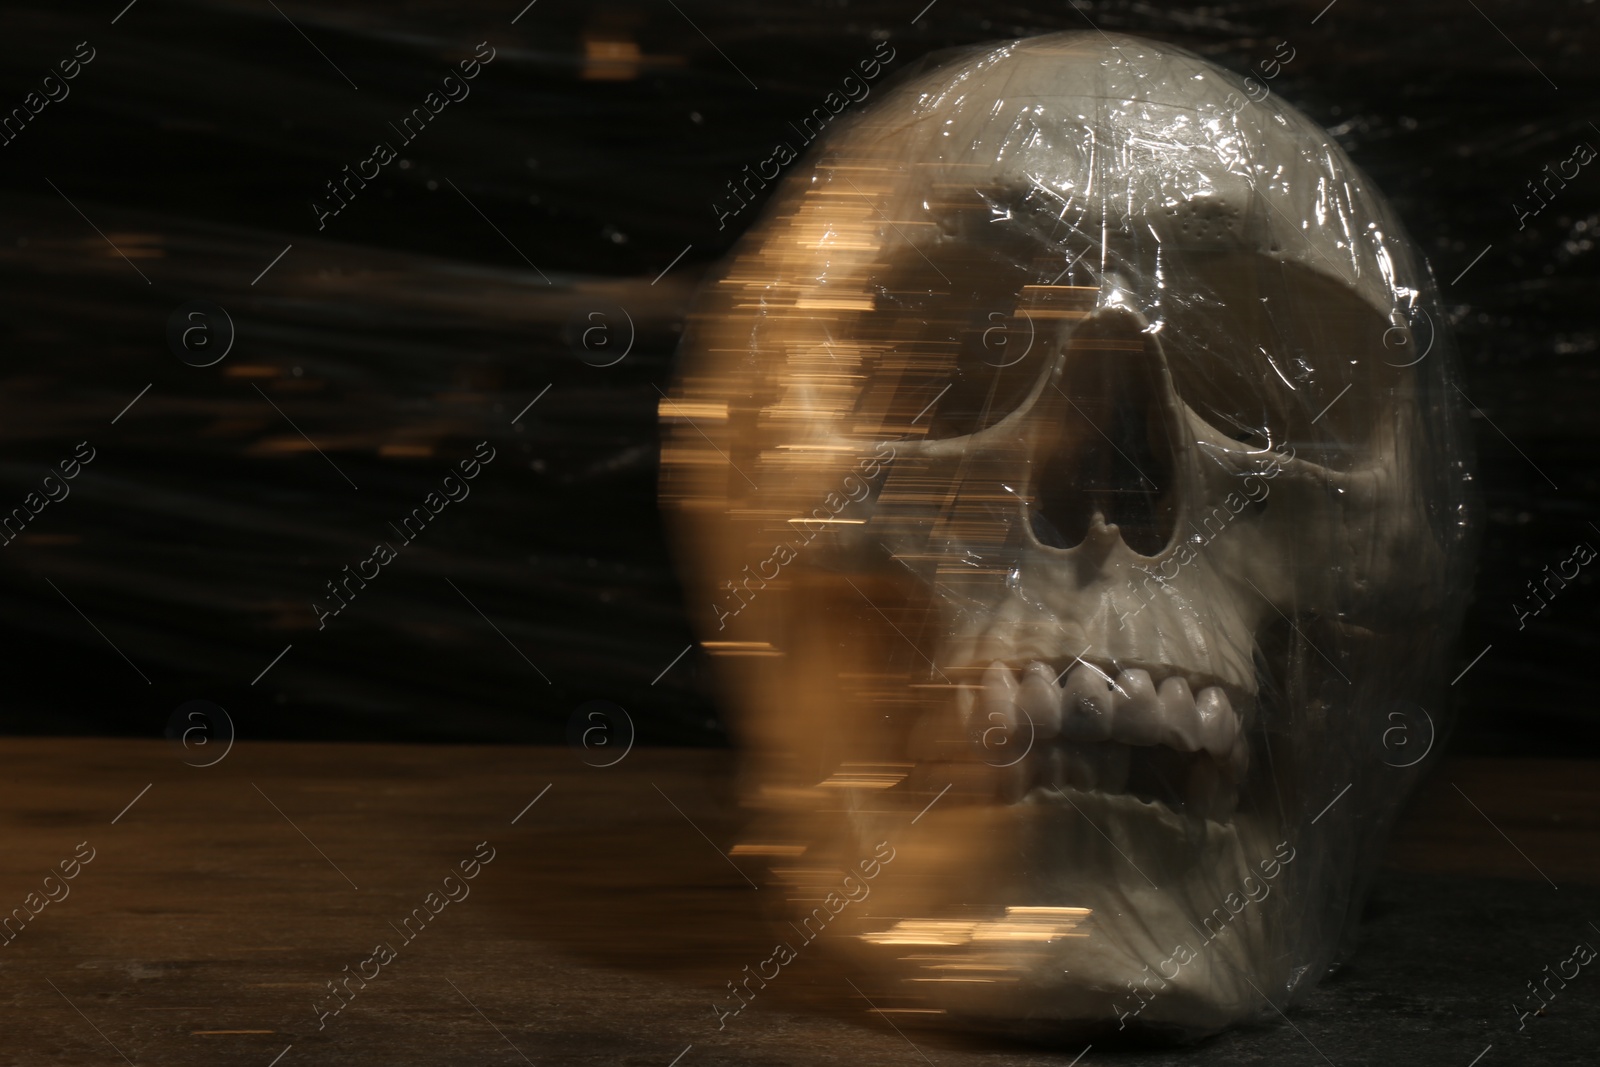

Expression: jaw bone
xmin=663 ymin=30 xmax=1474 ymax=1041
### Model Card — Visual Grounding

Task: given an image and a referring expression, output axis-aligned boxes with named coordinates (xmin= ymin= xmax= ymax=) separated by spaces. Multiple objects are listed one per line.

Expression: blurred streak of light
xmin=862 ymin=907 xmax=1092 ymax=946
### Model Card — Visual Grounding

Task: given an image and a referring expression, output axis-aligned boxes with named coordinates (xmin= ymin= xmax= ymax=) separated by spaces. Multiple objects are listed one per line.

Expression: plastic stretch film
xmin=661 ymin=31 xmax=1475 ymax=1041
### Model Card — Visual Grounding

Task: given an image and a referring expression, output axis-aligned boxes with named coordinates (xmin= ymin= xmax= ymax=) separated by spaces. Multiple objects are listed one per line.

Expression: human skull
xmin=662 ymin=32 xmax=1474 ymax=1040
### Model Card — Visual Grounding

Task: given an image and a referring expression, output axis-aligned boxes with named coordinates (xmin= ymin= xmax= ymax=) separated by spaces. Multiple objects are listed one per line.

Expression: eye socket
xmin=1158 ymin=253 xmax=1403 ymax=466
xmin=849 ymin=189 xmax=1078 ymax=441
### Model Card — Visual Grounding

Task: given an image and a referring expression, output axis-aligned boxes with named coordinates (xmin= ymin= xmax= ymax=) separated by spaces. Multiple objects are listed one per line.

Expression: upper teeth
xmin=907 ymin=659 xmax=1252 ymax=819
xmin=988 ymin=659 xmax=1244 ymax=761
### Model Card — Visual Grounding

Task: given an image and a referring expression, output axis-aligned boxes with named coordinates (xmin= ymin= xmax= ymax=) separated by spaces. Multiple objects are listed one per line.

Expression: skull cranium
xmin=662 ymin=31 xmax=1474 ymax=1039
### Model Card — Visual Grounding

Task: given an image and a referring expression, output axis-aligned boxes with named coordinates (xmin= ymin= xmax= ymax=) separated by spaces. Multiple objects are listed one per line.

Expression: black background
xmin=0 ymin=0 xmax=1593 ymax=754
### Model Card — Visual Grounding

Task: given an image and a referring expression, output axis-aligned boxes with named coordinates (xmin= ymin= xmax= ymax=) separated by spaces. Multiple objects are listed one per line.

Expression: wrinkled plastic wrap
xmin=660 ymin=32 xmax=1475 ymax=1040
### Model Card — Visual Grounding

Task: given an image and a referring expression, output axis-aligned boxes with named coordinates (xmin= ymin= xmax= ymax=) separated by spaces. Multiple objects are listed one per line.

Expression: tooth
xmin=1060 ymin=664 xmax=1114 ymax=741
xmin=1187 ymin=758 xmax=1225 ymax=821
xmin=976 ymin=661 xmax=1024 ymax=764
xmin=1156 ymin=676 xmax=1200 ymax=752
xmin=1195 ymin=686 xmax=1236 ymax=760
xmin=1110 ymin=668 xmax=1162 ymax=746
xmin=1230 ymin=736 xmax=1250 ymax=780
xmin=1017 ymin=661 xmax=1062 ymax=740
xmin=1096 ymin=743 xmax=1130 ymax=793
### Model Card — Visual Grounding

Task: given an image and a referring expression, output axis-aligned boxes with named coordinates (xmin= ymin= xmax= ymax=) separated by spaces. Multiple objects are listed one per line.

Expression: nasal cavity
xmin=1026 ymin=314 xmax=1178 ymax=557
